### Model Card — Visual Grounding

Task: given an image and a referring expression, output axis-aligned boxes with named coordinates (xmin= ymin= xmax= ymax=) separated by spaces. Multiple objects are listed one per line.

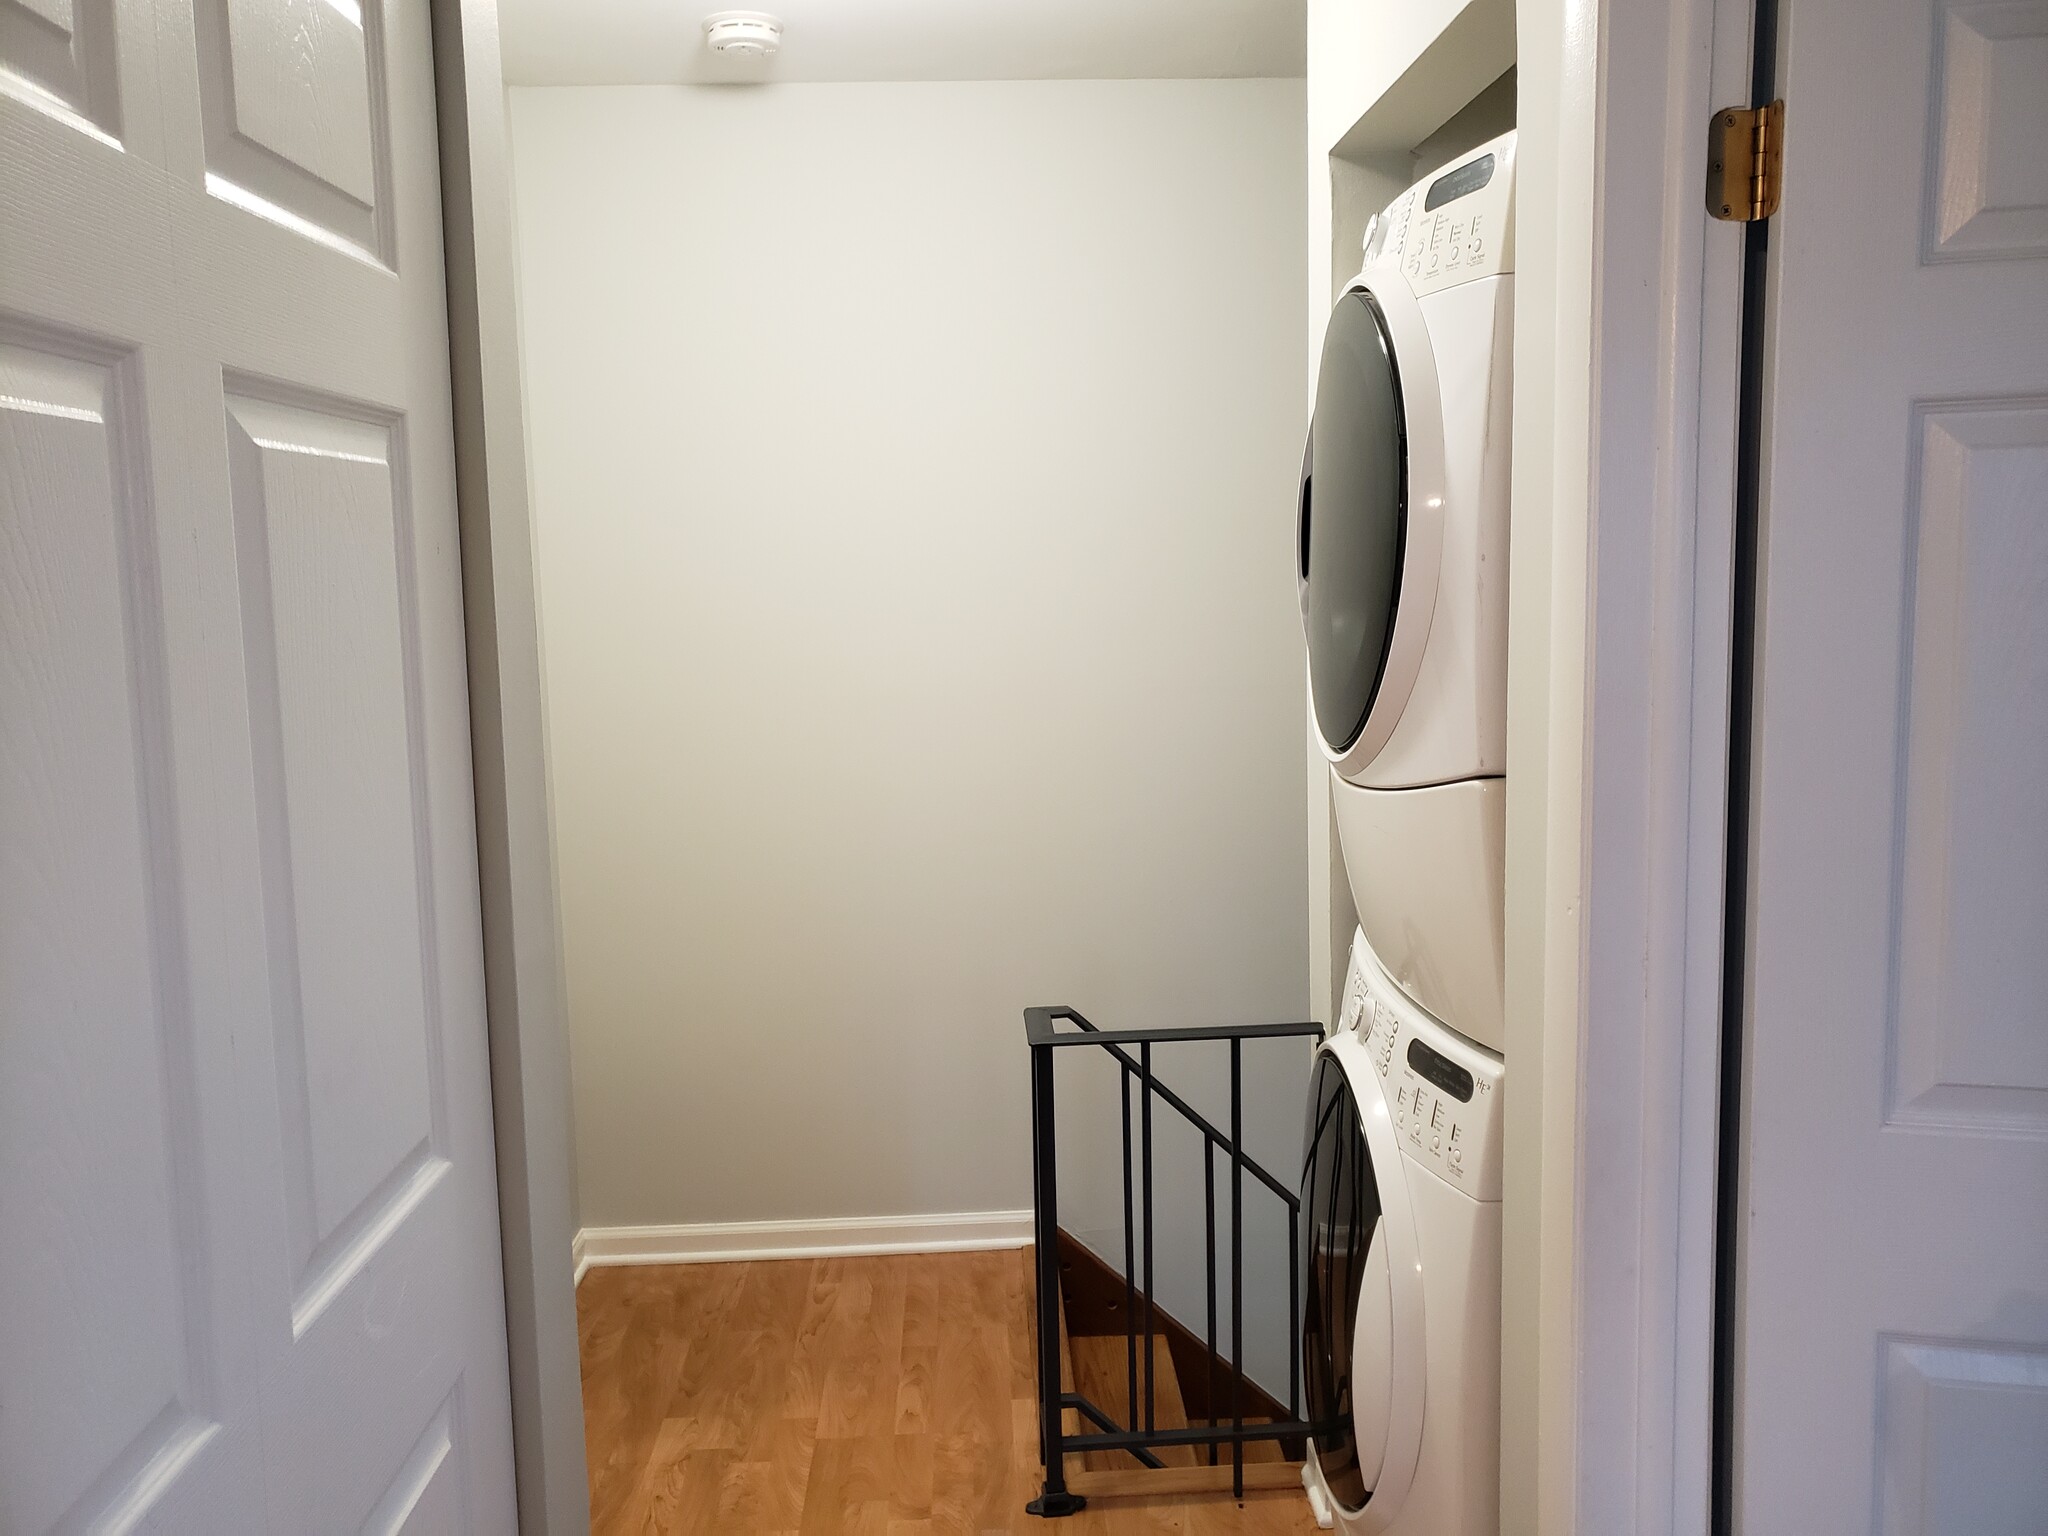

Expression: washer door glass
xmin=1301 ymin=1051 xmax=1393 ymax=1512
xmin=1300 ymin=289 xmax=1407 ymax=755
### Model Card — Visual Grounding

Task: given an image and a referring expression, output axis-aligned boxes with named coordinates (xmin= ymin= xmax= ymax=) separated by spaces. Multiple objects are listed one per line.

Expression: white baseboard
xmin=571 ymin=1229 xmax=590 ymax=1288
xmin=574 ymin=1209 xmax=1033 ymax=1272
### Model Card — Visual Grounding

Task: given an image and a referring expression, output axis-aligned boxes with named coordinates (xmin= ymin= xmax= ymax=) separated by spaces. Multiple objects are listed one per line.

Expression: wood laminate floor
xmin=577 ymin=1248 xmax=1322 ymax=1534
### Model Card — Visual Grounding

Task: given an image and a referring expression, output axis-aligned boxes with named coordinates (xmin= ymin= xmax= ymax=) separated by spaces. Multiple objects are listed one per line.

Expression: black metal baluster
xmin=1231 ymin=1038 xmax=1244 ymax=1501
xmin=1141 ymin=1042 xmax=1155 ymax=1437
xmin=1121 ymin=1064 xmax=1138 ymax=1448
xmin=1289 ymin=1200 xmax=1301 ymax=1423
xmin=1205 ymin=1138 xmax=1218 ymax=1466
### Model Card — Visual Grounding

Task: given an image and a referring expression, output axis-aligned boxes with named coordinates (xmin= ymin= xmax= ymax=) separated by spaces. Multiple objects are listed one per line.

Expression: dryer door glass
xmin=1301 ymin=1051 xmax=1391 ymax=1512
xmin=1301 ymin=289 xmax=1406 ymax=754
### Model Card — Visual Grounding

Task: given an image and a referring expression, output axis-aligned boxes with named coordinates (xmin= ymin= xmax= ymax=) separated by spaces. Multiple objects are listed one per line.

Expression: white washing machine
xmin=1299 ymin=928 xmax=1503 ymax=1535
xmin=1298 ymin=132 xmax=1516 ymax=1052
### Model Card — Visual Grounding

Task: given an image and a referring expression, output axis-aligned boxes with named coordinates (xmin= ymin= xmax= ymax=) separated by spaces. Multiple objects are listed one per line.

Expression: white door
xmin=0 ymin=0 xmax=519 ymax=1530
xmin=1732 ymin=0 xmax=2048 ymax=1524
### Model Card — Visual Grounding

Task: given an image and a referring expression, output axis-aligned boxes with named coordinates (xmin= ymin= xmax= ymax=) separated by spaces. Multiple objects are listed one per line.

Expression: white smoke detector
xmin=703 ymin=11 xmax=783 ymax=57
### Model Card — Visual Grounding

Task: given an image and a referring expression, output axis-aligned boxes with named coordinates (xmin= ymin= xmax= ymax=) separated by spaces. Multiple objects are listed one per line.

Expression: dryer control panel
xmin=1343 ymin=935 xmax=1505 ymax=1201
xmin=1361 ymin=129 xmax=1517 ymax=297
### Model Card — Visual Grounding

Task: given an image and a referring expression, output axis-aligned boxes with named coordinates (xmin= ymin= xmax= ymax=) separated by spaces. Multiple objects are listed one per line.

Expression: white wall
xmin=508 ymin=81 xmax=1310 ymax=1262
xmin=1498 ymin=1 xmax=1595 ymax=1525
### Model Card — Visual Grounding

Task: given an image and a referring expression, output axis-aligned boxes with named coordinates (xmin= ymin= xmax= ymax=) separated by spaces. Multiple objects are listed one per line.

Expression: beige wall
xmin=507 ymin=79 xmax=1311 ymax=1236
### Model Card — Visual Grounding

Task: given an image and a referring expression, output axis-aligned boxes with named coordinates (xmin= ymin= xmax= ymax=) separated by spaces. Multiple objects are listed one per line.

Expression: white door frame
xmin=428 ymin=5 xmax=589 ymax=1532
xmin=1502 ymin=0 xmax=1757 ymax=1530
xmin=436 ymin=0 xmax=1771 ymax=1525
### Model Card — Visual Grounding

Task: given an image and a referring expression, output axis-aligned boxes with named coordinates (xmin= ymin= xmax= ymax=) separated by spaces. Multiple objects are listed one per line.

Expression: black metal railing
xmin=1024 ymin=1005 xmax=1322 ymax=1517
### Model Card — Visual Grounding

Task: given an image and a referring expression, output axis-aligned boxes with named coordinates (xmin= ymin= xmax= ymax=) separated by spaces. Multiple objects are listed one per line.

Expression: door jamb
xmin=1507 ymin=0 xmax=1756 ymax=1527
xmin=429 ymin=5 xmax=591 ymax=1533
xmin=1577 ymin=0 xmax=1754 ymax=1525
xmin=424 ymin=0 xmax=1769 ymax=1526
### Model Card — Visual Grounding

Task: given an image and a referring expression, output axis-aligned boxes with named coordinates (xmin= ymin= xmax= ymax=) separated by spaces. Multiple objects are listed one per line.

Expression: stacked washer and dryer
xmin=1294 ymin=132 xmax=1516 ymax=1534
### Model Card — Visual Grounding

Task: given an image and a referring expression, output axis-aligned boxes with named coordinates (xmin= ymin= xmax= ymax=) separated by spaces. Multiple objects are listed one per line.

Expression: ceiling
xmin=498 ymin=0 xmax=1307 ymax=87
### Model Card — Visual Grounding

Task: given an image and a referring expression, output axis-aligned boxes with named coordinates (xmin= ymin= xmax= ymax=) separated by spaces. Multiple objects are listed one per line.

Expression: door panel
xmin=1888 ymin=402 xmax=2048 ymax=1136
xmin=1875 ymin=1337 xmax=2048 ymax=1533
xmin=1923 ymin=0 xmax=2048 ymax=263
xmin=0 ymin=0 xmax=119 ymax=139
xmin=1733 ymin=0 xmax=2048 ymax=1522
xmin=0 ymin=331 xmax=216 ymax=1536
xmin=0 ymin=0 xmax=517 ymax=1527
xmin=364 ymin=1394 xmax=469 ymax=1535
xmin=227 ymin=391 xmax=443 ymax=1289
xmin=193 ymin=0 xmax=392 ymax=260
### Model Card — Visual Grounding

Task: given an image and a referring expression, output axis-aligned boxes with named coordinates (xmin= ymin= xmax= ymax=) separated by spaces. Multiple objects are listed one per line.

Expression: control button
xmin=1409 ymin=1120 xmax=1423 ymax=1144
xmin=1449 ymin=1149 xmax=1463 ymax=1173
xmin=1430 ymin=1134 xmax=1441 ymax=1154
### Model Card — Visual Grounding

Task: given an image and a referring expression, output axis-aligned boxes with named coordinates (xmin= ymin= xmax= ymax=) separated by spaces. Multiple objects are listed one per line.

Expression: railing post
xmin=1027 ymin=1038 xmax=1087 ymax=1517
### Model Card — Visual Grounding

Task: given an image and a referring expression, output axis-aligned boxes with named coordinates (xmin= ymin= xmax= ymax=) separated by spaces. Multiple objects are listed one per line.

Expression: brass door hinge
xmin=1707 ymin=100 xmax=1785 ymax=221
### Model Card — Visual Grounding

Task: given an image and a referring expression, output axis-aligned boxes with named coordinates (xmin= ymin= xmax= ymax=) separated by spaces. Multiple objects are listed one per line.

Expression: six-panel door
xmin=1735 ymin=0 xmax=2048 ymax=1525
xmin=0 ymin=0 xmax=518 ymax=1529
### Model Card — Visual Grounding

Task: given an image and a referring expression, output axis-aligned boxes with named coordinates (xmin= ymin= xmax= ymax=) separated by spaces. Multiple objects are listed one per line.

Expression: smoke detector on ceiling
xmin=703 ymin=11 xmax=783 ymax=57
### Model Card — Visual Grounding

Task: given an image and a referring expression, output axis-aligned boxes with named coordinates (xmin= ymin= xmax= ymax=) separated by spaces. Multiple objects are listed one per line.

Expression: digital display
xmin=1424 ymin=152 xmax=1496 ymax=212
xmin=1407 ymin=1038 xmax=1474 ymax=1102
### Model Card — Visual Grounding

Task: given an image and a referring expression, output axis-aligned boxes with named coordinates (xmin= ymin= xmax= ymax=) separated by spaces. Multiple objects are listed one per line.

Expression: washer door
xmin=1300 ymin=1037 xmax=1425 ymax=1522
xmin=1299 ymin=275 xmax=1446 ymax=780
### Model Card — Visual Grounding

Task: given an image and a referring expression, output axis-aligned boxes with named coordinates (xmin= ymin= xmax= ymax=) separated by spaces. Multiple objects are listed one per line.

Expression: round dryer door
xmin=1299 ymin=290 xmax=1407 ymax=756
xmin=1301 ymin=1048 xmax=1402 ymax=1514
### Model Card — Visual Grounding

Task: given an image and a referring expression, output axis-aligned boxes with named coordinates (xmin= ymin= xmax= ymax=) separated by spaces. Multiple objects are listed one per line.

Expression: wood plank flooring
xmin=577 ymin=1247 xmax=1322 ymax=1534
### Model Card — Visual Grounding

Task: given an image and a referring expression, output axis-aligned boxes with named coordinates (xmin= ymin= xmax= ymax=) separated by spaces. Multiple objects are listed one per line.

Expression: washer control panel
xmin=1343 ymin=935 xmax=1504 ymax=1201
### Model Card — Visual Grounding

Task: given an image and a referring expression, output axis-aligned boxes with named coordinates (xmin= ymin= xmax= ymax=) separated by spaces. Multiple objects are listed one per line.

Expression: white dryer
xmin=1299 ymin=928 xmax=1503 ymax=1535
xmin=1299 ymin=133 xmax=1516 ymax=1051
